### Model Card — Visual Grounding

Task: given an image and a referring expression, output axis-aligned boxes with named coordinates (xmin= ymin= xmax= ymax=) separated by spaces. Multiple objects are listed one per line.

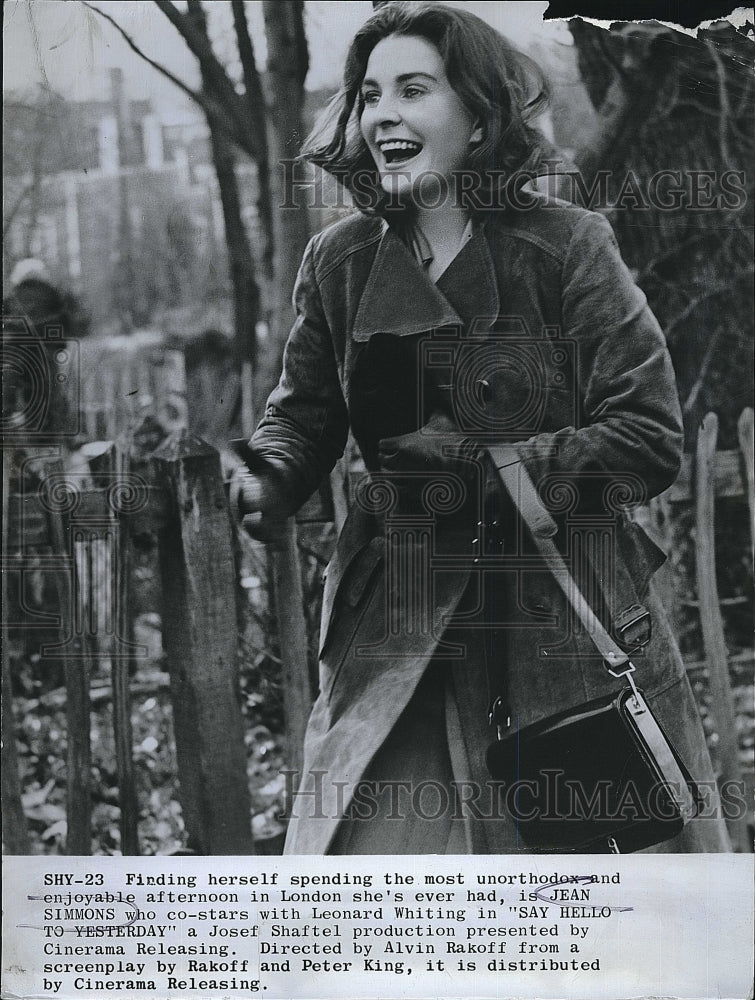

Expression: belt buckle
xmin=615 ymin=603 xmax=652 ymax=651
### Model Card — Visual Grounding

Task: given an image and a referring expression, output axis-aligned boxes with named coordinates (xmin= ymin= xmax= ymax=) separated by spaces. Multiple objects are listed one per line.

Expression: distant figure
xmin=3 ymin=260 xmax=90 ymax=680
xmin=3 ymin=258 xmax=88 ymax=442
xmin=8 ymin=258 xmax=68 ymax=329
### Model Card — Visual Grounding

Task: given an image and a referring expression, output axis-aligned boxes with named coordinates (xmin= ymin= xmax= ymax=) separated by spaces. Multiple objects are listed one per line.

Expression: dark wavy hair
xmin=301 ymin=1 xmax=551 ymax=214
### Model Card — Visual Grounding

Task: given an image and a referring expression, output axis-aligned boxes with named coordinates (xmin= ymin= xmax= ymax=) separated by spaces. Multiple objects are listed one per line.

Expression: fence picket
xmin=737 ymin=408 xmax=754 ymax=562
xmin=2 ymin=455 xmax=30 ymax=853
xmin=152 ymin=430 xmax=254 ymax=854
xmin=695 ymin=413 xmax=749 ymax=851
xmin=44 ymin=458 xmax=92 ymax=854
xmin=89 ymin=442 xmax=140 ymax=855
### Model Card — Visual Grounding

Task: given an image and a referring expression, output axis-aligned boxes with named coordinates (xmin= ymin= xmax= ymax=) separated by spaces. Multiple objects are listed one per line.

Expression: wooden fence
xmin=1 ymin=333 xmax=315 ymax=855
xmin=2 ymin=339 xmax=752 ymax=853
xmin=646 ymin=408 xmax=754 ymax=852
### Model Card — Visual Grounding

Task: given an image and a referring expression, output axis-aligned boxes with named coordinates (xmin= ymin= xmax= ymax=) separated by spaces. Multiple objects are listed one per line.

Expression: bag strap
xmin=486 ymin=444 xmax=634 ymax=677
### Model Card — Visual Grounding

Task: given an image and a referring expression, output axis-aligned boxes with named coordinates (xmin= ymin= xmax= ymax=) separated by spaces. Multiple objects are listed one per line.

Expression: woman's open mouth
xmin=378 ymin=139 xmax=423 ymax=166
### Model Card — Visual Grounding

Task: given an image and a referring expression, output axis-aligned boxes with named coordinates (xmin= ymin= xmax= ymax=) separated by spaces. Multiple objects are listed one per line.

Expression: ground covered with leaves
xmin=9 ymin=525 xmax=304 ymax=856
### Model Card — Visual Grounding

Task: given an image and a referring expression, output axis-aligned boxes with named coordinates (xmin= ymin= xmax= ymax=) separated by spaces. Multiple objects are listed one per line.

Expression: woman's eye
xmin=361 ymin=91 xmax=380 ymax=106
xmin=402 ymin=85 xmax=425 ymax=99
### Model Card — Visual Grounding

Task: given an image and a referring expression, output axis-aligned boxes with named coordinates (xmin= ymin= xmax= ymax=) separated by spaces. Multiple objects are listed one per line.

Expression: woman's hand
xmin=229 ymin=467 xmax=288 ymax=545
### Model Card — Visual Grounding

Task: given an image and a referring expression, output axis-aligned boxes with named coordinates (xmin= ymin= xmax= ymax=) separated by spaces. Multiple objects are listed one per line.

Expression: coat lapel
xmin=352 ymin=222 xmax=462 ymax=341
xmin=352 ymin=220 xmax=500 ymax=342
xmin=436 ymin=223 xmax=500 ymax=331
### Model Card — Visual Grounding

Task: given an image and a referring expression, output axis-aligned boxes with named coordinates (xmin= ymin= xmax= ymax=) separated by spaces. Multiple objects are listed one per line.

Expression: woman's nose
xmin=379 ymin=102 xmax=401 ymax=124
xmin=368 ymin=94 xmax=401 ymax=125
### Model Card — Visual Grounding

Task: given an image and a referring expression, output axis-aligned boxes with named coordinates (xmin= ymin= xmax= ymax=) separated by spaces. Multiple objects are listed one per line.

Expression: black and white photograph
xmin=2 ymin=1 xmax=754 ymax=997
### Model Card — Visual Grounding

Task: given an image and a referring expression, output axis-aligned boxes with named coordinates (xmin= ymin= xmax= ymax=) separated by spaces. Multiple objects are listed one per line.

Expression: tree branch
xmin=82 ymin=2 xmax=202 ymax=109
xmin=665 ymin=267 xmax=755 ymax=344
xmin=153 ymin=0 xmax=260 ymax=158
xmin=231 ymin=0 xmax=274 ymax=280
xmin=231 ymin=0 xmax=266 ymax=115
xmin=84 ymin=1 xmax=261 ymax=162
xmin=635 ymin=233 xmax=707 ymax=285
xmin=682 ymin=325 xmax=724 ymax=417
xmin=293 ymin=0 xmax=309 ymax=90
xmin=706 ymin=37 xmax=732 ymax=165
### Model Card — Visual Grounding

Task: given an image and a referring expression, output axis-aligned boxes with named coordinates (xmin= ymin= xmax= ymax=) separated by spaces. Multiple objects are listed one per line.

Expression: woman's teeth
xmin=380 ymin=140 xmax=422 ymax=164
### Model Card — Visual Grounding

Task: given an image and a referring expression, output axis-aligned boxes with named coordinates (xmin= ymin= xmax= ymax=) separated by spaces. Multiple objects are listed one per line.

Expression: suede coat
xmin=248 ymin=198 xmax=727 ymax=854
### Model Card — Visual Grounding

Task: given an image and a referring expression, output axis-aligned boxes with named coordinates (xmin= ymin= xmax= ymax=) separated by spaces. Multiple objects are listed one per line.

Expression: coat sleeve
xmin=246 ymin=234 xmax=349 ymax=513
xmin=512 ymin=211 xmax=683 ymax=504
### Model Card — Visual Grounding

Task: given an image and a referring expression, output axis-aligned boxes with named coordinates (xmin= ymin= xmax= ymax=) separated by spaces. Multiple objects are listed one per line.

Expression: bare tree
xmin=569 ymin=19 xmax=754 ymax=445
xmin=85 ymin=1 xmax=313 ymax=424
xmin=259 ymin=0 xmax=310 ymax=405
xmin=181 ymin=1 xmax=261 ymax=416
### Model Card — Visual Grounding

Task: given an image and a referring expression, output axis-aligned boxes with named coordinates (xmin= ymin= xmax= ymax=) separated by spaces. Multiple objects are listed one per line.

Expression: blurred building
xmin=4 ymin=69 xmax=260 ymax=332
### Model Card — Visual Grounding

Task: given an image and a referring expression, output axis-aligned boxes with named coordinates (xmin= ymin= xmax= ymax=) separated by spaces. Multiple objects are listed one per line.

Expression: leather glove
xmin=229 ymin=467 xmax=288 ymax=546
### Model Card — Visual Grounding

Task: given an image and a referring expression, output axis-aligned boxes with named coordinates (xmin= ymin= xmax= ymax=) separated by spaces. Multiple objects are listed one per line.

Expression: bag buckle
xmin=615 ymin=603 xmax=651 ymax=652
xmin=605 ymin=657 xmax=644 ymax=712
xmin=488 ymin=696 xmax=511 ymax=742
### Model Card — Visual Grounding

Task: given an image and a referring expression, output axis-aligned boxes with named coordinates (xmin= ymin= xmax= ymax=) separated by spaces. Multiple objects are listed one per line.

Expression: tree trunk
xmin=570 ymin=21 xmax=676 ymax=188
xmin=207 ymin=122 xmax=260 ymax=430
xmin=232 ymin=0 xmax=275 ymax=285
xmin=184 ymin=0 xmax=261 ymax=432
xmin=259 ymin=0 xmax=311 ymax=408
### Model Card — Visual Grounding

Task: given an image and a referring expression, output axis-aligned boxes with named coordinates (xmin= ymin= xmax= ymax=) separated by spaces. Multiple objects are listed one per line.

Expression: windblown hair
xmin=301 ymin=1 xmax=551 ymax=214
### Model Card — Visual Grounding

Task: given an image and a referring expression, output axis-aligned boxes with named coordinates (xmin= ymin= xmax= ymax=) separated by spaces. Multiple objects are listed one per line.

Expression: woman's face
xmin=359 ymin=34 xmax=481 ymax=205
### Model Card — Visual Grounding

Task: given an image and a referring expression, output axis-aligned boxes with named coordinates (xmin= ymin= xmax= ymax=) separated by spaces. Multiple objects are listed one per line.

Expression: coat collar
xmin=437 ymin=218 xmax=500 ymax=332
xmin=351 ymin=218 xmax=499 ymax=342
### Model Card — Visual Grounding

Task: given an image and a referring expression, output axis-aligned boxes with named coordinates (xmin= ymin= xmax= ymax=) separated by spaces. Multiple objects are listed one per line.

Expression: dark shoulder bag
xmin=484 ymin=445 xmax=700 ymax=854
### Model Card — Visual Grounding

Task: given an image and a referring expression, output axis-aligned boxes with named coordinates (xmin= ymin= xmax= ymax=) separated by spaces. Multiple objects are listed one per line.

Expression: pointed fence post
xmin=86 ymin=440 xmax=141 ymax=856
xmin=2 ymin=454 xmax=30 ymax=853
xmin=737 ymin=408 xmax=754 ymax=565
xmin=152 ymin=430 xmax=254 ymax=854
xmin=43 ymin=457 xmax=93 ymax=855
xmin=695 ymin=412 xmax=748 ymax=851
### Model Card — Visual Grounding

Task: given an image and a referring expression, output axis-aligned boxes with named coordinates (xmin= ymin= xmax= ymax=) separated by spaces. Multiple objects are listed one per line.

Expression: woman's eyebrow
xmin=361 ymin=71 xmax=438 ymax=88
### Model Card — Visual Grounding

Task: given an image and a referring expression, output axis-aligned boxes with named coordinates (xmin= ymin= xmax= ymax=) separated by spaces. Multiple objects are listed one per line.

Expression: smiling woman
xmin=305 ymin=0 xmax=549 ymax=218
xmin=358 ymin=34 xmax=482 ymax=278
xmin=230 ymin=0 xmax=731 ymax=856
xmin=360 ymin=37 xmax=480 ymax=188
